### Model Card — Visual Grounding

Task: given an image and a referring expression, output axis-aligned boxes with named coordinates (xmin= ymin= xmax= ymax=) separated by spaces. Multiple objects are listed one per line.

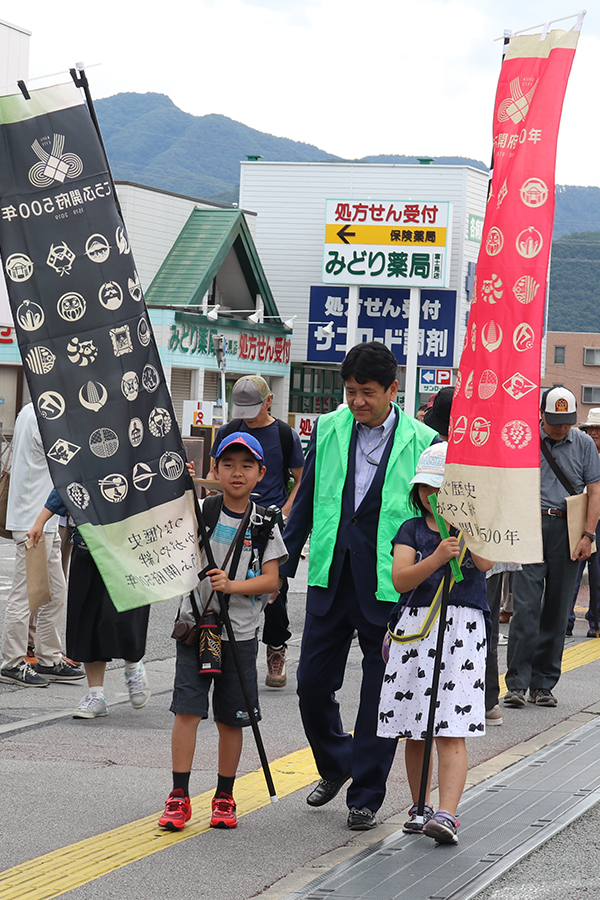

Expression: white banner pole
xmin=404 ymin=287 xmax=421 ymax=417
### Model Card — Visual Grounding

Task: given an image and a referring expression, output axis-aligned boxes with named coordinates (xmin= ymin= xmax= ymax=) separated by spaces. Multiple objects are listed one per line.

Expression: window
xmin=582 ymin=385 xmax=600 ymax=404
xmin=584 ymin=348 xmax=600 ymax=366
xmin=290 ymin=364 xmax=343 ymax=414
xmin=554 ymin=345 xmax=565 ymax=365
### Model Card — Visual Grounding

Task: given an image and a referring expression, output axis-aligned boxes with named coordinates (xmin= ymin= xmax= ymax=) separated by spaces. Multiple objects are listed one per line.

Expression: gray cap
xmin=231 ymin=375 xmax=271 ymax=419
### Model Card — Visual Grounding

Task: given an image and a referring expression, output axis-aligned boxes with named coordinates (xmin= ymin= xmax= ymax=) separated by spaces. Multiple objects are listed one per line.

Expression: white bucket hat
xmin=409 ymin=442 xmax=448 ymax=488
xmin=580 ymin=408 xmax=600 ymax=430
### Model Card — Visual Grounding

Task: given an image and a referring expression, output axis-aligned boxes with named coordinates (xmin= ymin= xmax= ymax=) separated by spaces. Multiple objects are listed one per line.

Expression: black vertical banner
xmin=0 ymin=83 xmax=200 ymax=610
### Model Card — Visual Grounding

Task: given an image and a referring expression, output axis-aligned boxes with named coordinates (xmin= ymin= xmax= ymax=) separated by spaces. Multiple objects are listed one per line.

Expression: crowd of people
xmin=1 ymin=345 xmax=598 ymax=847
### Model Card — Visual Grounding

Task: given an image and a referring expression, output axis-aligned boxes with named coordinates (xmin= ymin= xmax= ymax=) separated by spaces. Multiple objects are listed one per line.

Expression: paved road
xmin=1 ymin=536 xmax=600 ymax=899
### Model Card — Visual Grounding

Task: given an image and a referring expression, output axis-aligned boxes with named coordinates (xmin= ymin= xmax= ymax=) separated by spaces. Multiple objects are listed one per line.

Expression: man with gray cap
xmin=504 ymin=386 xmax=600 ymax=709
xmin=209 ymin=375 xmax=304 ymax=687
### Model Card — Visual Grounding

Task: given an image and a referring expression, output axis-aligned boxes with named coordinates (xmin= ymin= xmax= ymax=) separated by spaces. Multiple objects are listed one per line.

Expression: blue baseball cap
xmin=215 ymin=431 xmax=264 ymax=461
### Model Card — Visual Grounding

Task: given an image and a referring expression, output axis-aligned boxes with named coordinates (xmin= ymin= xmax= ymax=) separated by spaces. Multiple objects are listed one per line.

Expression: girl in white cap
xmin=378 ymin=442 xmax=493 ymax=844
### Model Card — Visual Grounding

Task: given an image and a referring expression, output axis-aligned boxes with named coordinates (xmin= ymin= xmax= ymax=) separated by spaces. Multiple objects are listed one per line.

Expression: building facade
xmin=544 ymin=331 xmax=600 ymax=415
xmin=239 ymin=161 xmax=488 ymax=414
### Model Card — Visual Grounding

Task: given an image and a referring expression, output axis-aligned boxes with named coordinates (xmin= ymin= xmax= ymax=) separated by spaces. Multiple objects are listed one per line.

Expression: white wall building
xmin=239 ymin=161 xmax=488 ymax=414
xmin=0 ymin=18 xmax=29 ymax=96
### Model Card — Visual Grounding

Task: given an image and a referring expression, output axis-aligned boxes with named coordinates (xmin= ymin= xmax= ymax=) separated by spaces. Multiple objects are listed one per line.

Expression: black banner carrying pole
xmin=416 ymin=563 xmax=452 ymax=820
xmin=192 ymin=487 xmax=278 ymax=803
xmin=69 ymin=65 xmax=123 ymax=219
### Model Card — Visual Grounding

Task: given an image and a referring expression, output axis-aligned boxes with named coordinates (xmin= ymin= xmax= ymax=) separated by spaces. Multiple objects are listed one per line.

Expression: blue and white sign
xmin=420 ymin=368 xmax=437 ymax=391
xmin=307 ymin=285 xmax=457 ymax=367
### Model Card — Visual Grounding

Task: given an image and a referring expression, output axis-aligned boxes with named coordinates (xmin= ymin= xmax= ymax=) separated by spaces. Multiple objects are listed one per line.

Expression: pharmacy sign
xmin=322 ymin=198 xmax=453 ymax=288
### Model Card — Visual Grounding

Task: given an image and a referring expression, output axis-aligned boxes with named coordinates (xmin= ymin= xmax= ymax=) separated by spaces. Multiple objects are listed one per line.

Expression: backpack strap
xmin=213 ymin=419 xmax=243 ymax=457
xmin=276 ymin=419 xmax=295 ymax=476
xmin=250 ymin=502 xmax=280 ymax=565
xmin=200 ymin=493 xmax=224 ymax=539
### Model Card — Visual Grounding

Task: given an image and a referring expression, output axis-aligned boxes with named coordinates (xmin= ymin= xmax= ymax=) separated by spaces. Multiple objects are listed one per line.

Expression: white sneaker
xmin=73 ymin=694 xmax=108 ymax=718
xmin=125 ymin=662 xmax=150 ymax=709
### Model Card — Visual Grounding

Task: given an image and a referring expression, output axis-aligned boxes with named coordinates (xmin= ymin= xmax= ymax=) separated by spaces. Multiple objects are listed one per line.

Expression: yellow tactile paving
xmin=0 ymin=746 xmax=319 ymax=900
xmin=4 ymin=640 xmax=600 ymax=900
xmin=498 ymin=634 xmax=600 ymax=696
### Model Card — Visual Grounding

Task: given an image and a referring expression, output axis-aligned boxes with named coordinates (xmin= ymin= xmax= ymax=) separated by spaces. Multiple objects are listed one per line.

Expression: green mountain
xmin=554 ymin=186 xmax=600 ymax=238
xmin=548 ymin=231 xmax=600 ymax=332
xmin=95 ymin=92 xmax=338 ymax=202
xmin=95 ymin=91 xmax=600 ymax=259
xmin=95 ymin=92 xmax=495 ymax=204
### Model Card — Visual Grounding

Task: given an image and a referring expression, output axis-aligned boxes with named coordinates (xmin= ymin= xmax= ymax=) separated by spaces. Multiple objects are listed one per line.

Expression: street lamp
xmin=211 ymin=333 xmax=227 ymax=424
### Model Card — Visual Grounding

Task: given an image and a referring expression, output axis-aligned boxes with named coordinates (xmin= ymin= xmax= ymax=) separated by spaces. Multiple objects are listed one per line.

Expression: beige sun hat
xmin=580 ymin=408 xmax=600 ymax=429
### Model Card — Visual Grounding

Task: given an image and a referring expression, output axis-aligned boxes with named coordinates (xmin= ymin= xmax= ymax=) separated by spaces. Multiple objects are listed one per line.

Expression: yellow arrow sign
xmin=325 ymin=223 xmax=447 ymax=246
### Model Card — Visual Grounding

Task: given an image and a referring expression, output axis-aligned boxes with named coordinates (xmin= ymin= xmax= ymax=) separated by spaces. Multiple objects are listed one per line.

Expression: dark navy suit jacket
xmin=281 ymin=412 xmax=401 ymax=628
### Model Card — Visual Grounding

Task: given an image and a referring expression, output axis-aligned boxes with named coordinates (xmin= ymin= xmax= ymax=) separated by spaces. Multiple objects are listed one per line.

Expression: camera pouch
xmin=171 ymin=618 xmax=201 ymax=646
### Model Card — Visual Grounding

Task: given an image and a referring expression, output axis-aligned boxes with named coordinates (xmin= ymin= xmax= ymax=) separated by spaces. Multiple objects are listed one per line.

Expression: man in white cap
xmin=505 ymin=386 xmax=600 ymax=709
xmin=209 ymin=375 xmax=304 ymax=687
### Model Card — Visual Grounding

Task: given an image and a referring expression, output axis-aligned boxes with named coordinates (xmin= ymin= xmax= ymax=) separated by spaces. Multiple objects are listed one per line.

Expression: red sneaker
xmin=210 ymin=792 xmax=237 ymax=829
xmin=158 ymin=789 xmax=192 ymax=831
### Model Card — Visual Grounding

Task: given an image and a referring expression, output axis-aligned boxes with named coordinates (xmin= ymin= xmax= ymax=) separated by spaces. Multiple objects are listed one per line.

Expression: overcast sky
xmin=2 ymin=0 xmax=598 ymax=187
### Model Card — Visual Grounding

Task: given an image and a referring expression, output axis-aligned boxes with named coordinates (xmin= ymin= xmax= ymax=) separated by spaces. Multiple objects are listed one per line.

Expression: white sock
xmin=89 ymin=685 xmax=104 ymax=696
xmin=124 ymin=661 xmax=141 ymax=675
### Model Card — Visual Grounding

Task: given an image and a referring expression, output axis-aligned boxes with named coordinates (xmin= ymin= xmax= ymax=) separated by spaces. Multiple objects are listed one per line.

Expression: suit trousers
xmin=296 ymin=556 xmax=398 ymax=812
xmin=1 ymin=530 xmax=66 ymax=669
xmin=506 ymin=516 xmax=580 ymax=692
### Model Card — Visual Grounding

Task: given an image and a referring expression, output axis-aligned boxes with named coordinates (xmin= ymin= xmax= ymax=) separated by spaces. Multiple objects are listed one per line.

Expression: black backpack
xmin=219 ymin=417 xmax=295 ymax=479
xmin=200 ymin=493 xmax=280 ymax=575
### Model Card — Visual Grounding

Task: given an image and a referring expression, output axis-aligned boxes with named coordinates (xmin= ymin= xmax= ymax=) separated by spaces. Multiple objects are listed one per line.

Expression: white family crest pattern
xmin=66 ymin=483 xmax=90 ymax=510
xmin=26 ymin=346 xmax=55 ymax=374
xmin=46 ymin=241 xmax=75 ymax=276
xmin=481 ymin=321 xmax=503 ymax=352
xmin=79 ymin=381 xmax=108 ymax=412
xmin=520 ymin=178 xmax=548 ymax=208
xmin=512 ymin=275 xmax=539 ymax=305
xmin=497 ymin=77 xmax=539 ymax=125
xmin=5 ymin=253 xmax=33 ymax=282
xmin=99 ymin=474 xmax=128 ymax=502
xmin=28 ymin=134 xmax=83 ymax=187
xmin=38 ymin=391 xmax=65 ymax=420
xmin=128 ymin=418 xmax=144 ymax=447
xmin=478 ymin=370 xmax=498 ymax=399
xmin=132 ymin=463 xmax=156 ymax=492
xmin=501 ymin=420 xmax=532 ymax=450
xmin=16 ymin=300 xmax=44 ymax=331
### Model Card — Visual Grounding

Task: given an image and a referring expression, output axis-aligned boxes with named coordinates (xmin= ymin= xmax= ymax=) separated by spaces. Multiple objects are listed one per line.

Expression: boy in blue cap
xmin=159 ymin=432 xmax=287 ymax=831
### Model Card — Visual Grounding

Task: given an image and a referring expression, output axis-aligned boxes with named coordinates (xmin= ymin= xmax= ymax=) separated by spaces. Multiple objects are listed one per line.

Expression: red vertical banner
xmin=438 ymin=26 xmax=581 ymax=562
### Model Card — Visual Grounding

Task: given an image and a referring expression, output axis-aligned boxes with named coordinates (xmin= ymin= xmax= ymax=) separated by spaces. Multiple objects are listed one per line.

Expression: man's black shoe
xmin=306 ymin=771 xmax=352 ymax=807
xmin=347 ymin=807 xmax=377 ymax=830
xmin=587 ymin=627 xmax=600 ymax=638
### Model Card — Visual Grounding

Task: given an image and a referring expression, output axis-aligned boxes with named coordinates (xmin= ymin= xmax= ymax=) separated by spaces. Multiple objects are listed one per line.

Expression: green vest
xmin=310 ymin=404 xmax=437 ymax=604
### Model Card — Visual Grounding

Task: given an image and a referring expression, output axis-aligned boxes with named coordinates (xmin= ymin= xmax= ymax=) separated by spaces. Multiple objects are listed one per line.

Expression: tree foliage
xmin=549 ymin=231 xmax=600 ymax=332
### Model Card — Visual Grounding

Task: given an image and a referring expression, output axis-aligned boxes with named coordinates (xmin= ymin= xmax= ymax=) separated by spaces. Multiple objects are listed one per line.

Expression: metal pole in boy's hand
xmin=192 ymin=489 xmax=278 ymax=803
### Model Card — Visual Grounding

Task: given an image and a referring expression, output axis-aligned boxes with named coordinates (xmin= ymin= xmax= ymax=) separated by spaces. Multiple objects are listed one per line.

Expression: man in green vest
xmin=281 ymin=342 xmax=437 ymax=830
